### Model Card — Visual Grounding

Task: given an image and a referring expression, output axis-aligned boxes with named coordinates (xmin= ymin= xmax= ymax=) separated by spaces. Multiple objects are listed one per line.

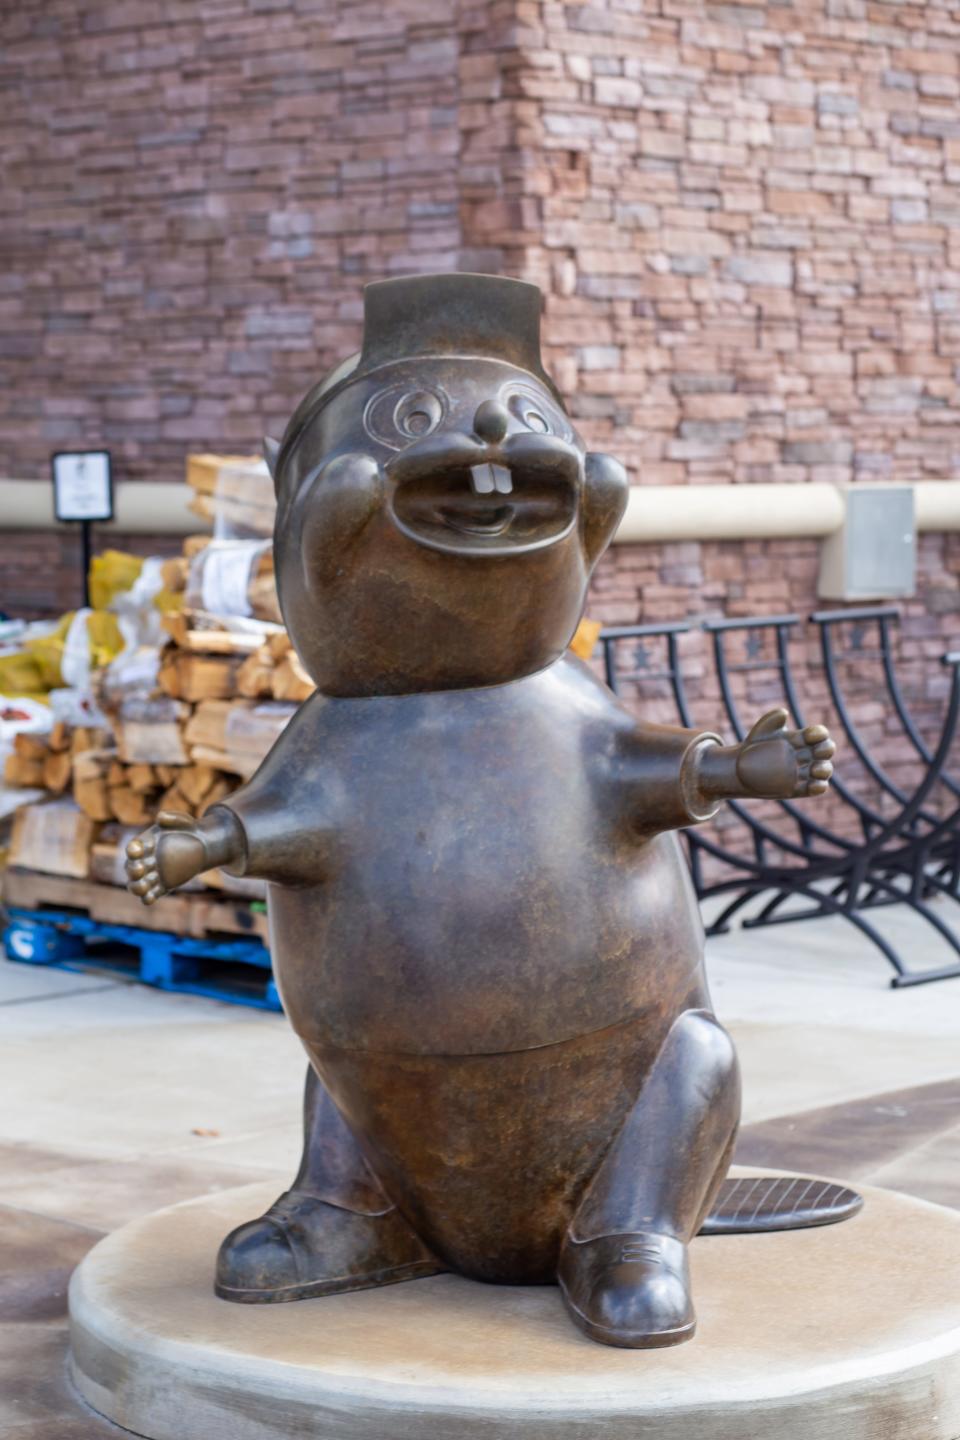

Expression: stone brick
xmin=890 ymin=198 xmax=929 ymax=224
xmin=767 ymin=189 xmax=835 ymax=216
xmin=578 ymin=345 xmax=621 ymax=370
xmin=781 ymin=441 xmax=854 ymax=465
xmin=679 ymin=419 xmax=747 ymax=442
xmin=725 ymin=254 xmax=794 ymax=286
xmin=900 ymin=48 xmax=960 ymax=77
xmin=681 ymin=394 xmax=749 ymax=421
xmin=594 ymin=77 xmax=643 ymax=107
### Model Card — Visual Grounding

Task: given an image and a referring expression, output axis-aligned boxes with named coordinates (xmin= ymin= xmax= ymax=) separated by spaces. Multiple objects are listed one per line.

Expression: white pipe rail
xmin=1 ymin=477 xmax=960 ymax=541
xmin=0 ymin=480 xmax=197 ymax=534
xmin=617 ymin=482 xmax=846 ymax=543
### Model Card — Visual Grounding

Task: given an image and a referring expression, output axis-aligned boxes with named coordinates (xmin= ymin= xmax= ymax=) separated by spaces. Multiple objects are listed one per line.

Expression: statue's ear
xmin=582 ymin=451 xmax=628 ymax=566
xmin=263 ymin=436 xmax=281 ymax=487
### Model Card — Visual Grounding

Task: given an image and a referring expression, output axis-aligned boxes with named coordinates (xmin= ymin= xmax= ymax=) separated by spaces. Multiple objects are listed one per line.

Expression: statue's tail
xmin=700 ymin=1174 xmax=863 ymax=1236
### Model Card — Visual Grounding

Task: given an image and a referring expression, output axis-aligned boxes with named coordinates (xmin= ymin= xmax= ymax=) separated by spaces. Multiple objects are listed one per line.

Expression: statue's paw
xmin=125 ymin=827 xmax=168 ymax=905
xmin=125 ymin=812 xmax=205 ymax=902
xmin=788 ymin=723 xmax=835 ymax=797
xmin=736 ymin=708 xmax=836 ymax=799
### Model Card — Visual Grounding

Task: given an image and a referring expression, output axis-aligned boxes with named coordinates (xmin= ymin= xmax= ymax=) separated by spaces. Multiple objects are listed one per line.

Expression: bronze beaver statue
xmin=127 ymin=273 xmax=841 ymax=1349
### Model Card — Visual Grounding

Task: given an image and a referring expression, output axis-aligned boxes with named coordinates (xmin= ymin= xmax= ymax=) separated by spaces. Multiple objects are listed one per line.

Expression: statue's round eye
xmin=396 ymin=390 xmax=442 ymax=440
xmin=502 ymin=386 xmax=570 ymax=440
xmin=363 ymin=384 xmax=447 ymax=449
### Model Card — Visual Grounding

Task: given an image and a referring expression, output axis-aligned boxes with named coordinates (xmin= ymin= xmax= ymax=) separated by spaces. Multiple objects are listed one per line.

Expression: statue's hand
xmin=735 ymin=707 xmax=835 ymax=799
xmin=126 ymin=811 xmax=212 ymax=904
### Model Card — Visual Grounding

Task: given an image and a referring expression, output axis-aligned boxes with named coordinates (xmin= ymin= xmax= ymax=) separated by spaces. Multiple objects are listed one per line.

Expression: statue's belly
xmin=308 ymin=1010 xmax=684 ymax=1283
xmin=269 ymin=830 xmax=704 ymax=1055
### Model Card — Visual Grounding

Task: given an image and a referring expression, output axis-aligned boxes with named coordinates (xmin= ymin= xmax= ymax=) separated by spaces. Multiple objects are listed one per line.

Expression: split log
xmin=109 ymin=786 xmax=155 ymax=827
xmin=183 ymin=700 xmax=232 ymax=753
xmin=236 ymin=647 xmax=275 ymax=698
xmin=4 ymin=754 xmax=45 ymax=788
xmin=13 ymin=732 xmax=50 ymax=763
xmin=248 ymin=572 xmax=282 ymax=625
xmin=71 ymin=726 xmax=109 ymax=756
xmin=89 ymin=825 xmax=140 ymax=888
xmin=48 ymin=721 xmax=71 ymax=753
xmin=181 ymin=630 xmax=264 ymax=656
xmin=107 ymin=760 xmax=127 ymax=790
xmin=72 ymin=749 xmax=116 ymax=823
xmin=184 ymin=700 xmax=295 ymax=777
xmin=178 ymin=764 xmax=217 ymax=809
xmin=200 ymin=775 xmax=235 ymax=812
xmin=42 ymin=749 xmax=73 ymax=795
xmin=126 ymin=763 xmax=157 ymax=795
xmin=160 ymin=556 xmax=190 ymax=591
xmin=158 ymin=653 xmax=243 ymax=703
xmin=158 ymin=782 xmax=195 ymax=817
xmin=271 ymin=652 xmax=315 ymax=703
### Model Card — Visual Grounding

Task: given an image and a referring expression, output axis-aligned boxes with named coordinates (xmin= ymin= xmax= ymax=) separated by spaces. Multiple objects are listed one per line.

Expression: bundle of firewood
xmin=156 ymin=611 xmax=312 ymax=706
xmin=183 ymin=698 xmax=297 ymax=780
xmin=3 ymin=722 xmax=240 ymax=827
xmin=9 ymin=798 xmax=100 ymax=880
xmin=71 ymin=748 xmax=239 ymax=825
xmin=185 ymin=455 xmax=276 ymax=539
xmin=160 ymin=535 xmax=282 ymax=626
xmin=4 ymin=724 xmax=108 ymax=794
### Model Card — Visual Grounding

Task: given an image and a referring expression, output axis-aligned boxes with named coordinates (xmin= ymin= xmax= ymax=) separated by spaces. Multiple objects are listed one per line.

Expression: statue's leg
xmin=216 ymin=1065 xmax=444 ymax=1303
xmin=558 ymin=1009 xmax=740 ymax=1348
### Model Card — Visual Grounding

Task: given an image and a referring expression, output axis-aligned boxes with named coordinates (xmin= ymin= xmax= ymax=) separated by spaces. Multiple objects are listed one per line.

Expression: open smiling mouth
xmin=438 ymin=502 xmax=514 ymax=538
xmin=387 ymin=441 xmax=581 ymax=557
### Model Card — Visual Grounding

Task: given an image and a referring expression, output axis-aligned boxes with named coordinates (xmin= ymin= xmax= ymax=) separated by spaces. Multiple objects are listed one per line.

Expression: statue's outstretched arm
xmin=126 ymin=697 xmax=331 ymax=902
xmin=625 ymin=707 xmax=835 ymax=837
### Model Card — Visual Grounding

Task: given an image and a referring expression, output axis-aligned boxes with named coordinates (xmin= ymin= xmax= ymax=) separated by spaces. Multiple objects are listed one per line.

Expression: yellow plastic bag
xmin=0 ymin=650 xmax=48 ymax=696
xmin=87 ymin=609 xmax=124 ymax=668
xmin=0 ymin=609 xmax=125 ymax=697
xmin=88 ymin=550 xmax=144 ymax=612
xmin=25 ymin=613 xmax=73 ymax=691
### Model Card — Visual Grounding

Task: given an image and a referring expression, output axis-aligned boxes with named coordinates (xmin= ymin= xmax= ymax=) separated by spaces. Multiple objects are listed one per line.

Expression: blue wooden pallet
xmin=2 ymin=905 xmax=281 ymax=1011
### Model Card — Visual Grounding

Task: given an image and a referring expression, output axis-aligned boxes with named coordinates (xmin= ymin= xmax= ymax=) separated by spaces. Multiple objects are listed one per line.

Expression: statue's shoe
xmin=215 ymin=1190 xmax=444 ymax=1303
xmin=557 ymin=1231 xmax=695 ymax=1348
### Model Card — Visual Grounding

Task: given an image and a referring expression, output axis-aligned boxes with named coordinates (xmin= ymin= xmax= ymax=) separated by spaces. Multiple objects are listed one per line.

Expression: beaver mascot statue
xmin=127 ymin=273 xmax=846 ymax=1349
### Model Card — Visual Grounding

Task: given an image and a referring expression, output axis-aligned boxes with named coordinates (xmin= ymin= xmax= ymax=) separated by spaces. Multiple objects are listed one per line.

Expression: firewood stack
xmin=1 ymin=455 xmax=303 ymax=886
xmin=4 ymin=724 xmax=109 ymax=797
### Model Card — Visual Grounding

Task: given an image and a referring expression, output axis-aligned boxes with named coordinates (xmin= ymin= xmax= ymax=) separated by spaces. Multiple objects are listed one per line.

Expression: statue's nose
xmin=473 ymin=400 xmax=510 ymax=444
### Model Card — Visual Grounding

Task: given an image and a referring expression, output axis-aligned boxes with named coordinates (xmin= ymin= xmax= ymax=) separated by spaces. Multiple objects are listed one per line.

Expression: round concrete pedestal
xmin=69 ymin=1174 xmax=960 ymax=1440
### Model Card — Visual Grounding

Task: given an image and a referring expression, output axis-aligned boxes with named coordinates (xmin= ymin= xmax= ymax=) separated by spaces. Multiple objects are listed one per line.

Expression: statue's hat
xmin=277 ymin=274 xmax=559 ymax=469
xmin=357 ymin=273 xmax=559 ymax=399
